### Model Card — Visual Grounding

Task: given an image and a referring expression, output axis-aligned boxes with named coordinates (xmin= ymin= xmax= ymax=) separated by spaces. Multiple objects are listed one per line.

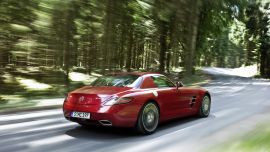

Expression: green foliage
xmin=0 ymin=0 xmax=269 ymax=78
xmin=243 ymin=1 xmax=270 ymax=77
xmin=209 ymin=124 xmax=270 ymax=152
xmin=0 ymin=0 xmax=38 ymax=66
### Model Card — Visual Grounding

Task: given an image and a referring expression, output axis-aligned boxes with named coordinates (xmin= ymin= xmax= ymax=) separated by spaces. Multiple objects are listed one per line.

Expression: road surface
xmin=1 ymin=69 xmax=270 ymax=152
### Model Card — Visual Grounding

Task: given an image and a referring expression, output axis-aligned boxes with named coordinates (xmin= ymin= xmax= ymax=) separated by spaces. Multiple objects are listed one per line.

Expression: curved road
xmin=1 ymin=69 xmax=270 ymax=152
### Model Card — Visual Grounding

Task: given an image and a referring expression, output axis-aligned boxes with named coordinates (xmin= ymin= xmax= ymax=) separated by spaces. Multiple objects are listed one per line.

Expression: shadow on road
xmin=66 ymin=126 xmax=138 ymax=140
xmin=65 ymin=115 xmax=215 ymax=141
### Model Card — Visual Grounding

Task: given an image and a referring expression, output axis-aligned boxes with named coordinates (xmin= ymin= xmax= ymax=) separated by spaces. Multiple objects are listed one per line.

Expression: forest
xmin=0 ymin=0 xmax=270 ymax=98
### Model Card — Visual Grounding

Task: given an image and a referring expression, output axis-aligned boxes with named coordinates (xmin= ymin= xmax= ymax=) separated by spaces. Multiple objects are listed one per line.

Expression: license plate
xmin=71 ymin=111 xmax=90 ymax=119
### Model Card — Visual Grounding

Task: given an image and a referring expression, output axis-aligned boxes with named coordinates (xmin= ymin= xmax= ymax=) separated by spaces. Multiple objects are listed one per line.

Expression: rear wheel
xmin=198 ymin=95 xmax=211 ymax=117
xmin=136 ymin=102 xmax=159 ymax=134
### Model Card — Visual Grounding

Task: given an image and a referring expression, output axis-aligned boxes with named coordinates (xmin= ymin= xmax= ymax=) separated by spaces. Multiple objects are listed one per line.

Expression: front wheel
xmin=198 ymin=95 xmax=211 ymax=117
xmin=136 ymin=102 xmax=159 ymax=134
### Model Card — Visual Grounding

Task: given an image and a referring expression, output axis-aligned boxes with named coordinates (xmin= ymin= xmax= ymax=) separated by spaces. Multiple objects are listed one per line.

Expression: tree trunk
xmin=183 ymin=0 xmax=202 ymax=76
xmin=158 ymin=21 xmax=168 ymax=73
xmin=119 ymin=25 xmax=126 ymax=69
xmin=102 ymin=0 xmax=114 ymax=74
xmin=126 ymin=26 xmax=133 ymax=72
xmin=166 ymin=13 xmax=177 ymax=73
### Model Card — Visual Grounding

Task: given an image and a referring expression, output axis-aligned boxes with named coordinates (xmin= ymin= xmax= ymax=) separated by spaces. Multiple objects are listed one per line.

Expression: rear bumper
xmin=63 ymin=103 xmax=140 ymax=127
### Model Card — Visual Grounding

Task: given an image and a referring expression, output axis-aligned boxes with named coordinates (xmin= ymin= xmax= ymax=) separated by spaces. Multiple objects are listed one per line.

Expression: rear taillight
xmin=103 ymin=96 xmax=133 ymax=106
xmin=116 ymin=97 xmax=133 ymax=104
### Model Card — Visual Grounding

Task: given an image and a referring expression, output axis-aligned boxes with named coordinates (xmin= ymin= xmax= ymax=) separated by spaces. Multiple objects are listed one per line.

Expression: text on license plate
xmin=71 ymin=112 xmax=90 ymax=119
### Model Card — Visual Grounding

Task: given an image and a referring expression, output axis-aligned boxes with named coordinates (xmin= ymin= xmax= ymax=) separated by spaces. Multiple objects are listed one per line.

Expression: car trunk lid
xmin=68 ymin=86 xmax=131 ymax=105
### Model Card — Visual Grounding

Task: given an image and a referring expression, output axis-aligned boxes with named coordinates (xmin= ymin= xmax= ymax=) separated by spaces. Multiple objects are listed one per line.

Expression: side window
xmin=151 ymin=76 xmax=175 ymax=88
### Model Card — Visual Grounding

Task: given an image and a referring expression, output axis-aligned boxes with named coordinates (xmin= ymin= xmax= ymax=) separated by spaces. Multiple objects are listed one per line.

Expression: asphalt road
xmin=1 ymin=69 xmax=270 ymax=152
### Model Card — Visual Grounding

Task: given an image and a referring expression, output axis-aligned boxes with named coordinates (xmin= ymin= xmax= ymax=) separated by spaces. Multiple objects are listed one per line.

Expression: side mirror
xmin=176 ymin=81 xmax=184 ymax=89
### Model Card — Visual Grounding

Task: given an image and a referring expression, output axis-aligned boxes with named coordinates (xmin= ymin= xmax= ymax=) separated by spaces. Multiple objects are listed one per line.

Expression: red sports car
xmin=63 ymin=72 xmax=211 ymax=134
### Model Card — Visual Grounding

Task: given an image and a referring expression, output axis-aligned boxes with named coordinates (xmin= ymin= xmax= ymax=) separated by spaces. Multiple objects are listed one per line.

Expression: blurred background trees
xmin=0 ymin=0 xmax=269 ymax=78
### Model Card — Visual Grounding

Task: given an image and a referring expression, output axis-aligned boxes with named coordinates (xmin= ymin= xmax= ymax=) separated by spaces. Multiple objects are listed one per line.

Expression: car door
xmin=178 ymin=87 xmax=200 ymax=114
xmin=150 ymin=75 xmax=181 ymax=119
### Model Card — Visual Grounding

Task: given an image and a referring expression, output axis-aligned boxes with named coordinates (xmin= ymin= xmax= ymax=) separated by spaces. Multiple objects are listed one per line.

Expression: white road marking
xmin=0 ymin=110 xmax=62 ymax=122
xmin=0 ymin=119 xmax=61 ymax=131
xmin=18 ymin=122 xmax=76 ymax=133
xmin=28 ymin=134 xmax=75 ymax=147
xmin=213 ymin=108 xmax=239 ymax=117
xmin=0 ymin=122 xmax=77 ymax=139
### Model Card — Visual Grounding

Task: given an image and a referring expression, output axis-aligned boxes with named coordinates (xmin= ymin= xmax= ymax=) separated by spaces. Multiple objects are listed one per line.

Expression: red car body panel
xmin=63 ymin=73 xmax=209 ymax=127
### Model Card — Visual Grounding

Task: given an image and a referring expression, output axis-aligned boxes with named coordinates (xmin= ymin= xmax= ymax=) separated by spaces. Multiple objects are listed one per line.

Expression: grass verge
xmin=209 ymin=124 xmax=270 ymax=152
xmin=181 ymin=70 xmax=211 ymax=87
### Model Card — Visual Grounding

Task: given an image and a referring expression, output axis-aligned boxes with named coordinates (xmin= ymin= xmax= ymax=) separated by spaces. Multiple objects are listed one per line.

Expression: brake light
xmin=116 ymin=97 xmax=133 ymax=104
xmin=103 ymin=96 xmax=133 ymax=106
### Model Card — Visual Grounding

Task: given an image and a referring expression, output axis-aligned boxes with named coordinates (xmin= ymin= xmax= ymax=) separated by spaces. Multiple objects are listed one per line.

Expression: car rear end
xmin=63 ymin=91 xmax=140 ymax=127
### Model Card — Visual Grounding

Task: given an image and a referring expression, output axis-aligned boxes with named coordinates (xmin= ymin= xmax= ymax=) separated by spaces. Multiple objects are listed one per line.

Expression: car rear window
xmin=91 ymin=75 xmax=140 ymax=87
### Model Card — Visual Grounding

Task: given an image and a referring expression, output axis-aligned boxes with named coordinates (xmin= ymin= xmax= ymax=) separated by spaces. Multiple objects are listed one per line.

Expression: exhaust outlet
xmin=99 ymin=120 xmax=112 ymax=126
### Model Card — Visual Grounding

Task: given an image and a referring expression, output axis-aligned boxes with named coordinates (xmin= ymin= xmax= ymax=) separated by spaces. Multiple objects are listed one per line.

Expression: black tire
xmin=136 ymin=102 xmax=159 ymax=135
xmin=198 ymin=95 xmax=211 ymax=117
